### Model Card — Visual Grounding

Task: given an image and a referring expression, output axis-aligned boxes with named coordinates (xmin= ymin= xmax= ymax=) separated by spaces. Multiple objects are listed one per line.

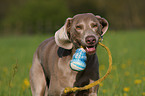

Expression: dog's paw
xmin=89 ymin=93 xmax=97 ymax=96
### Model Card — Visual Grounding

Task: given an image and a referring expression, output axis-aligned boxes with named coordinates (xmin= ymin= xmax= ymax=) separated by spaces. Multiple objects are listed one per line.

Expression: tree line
xmin=0 ymin=0 xmax=144 ymax=35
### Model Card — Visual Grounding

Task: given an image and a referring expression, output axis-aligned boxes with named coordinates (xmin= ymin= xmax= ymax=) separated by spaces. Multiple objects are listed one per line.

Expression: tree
xmin=2 ymin=0 xmax=72 ymax=34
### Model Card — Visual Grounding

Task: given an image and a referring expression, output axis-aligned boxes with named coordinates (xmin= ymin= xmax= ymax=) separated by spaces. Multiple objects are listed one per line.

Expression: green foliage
xmin=0 ymin=0 xmax=145 ymax=35
xmin=0 ymin=30 xmax=144 ymax=95
xmin=2 ymin=0 xmax=72 ymax=34
xmin=67 ymin=0 xmax=145 ymax=29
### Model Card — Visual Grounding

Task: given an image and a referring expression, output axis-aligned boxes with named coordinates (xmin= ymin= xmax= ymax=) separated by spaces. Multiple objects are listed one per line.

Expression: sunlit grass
xmin=0 ymin=30 xmax=145 ymax=96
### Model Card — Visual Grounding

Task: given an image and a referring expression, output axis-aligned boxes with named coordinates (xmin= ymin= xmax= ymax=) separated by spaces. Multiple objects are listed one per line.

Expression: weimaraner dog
xmin=30 ymin=13 xmax=109 ymax=96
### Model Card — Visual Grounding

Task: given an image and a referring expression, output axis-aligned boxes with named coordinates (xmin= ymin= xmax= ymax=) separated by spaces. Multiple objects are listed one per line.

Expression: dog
xmin=29 ymin=13 xmax=109 ymax=96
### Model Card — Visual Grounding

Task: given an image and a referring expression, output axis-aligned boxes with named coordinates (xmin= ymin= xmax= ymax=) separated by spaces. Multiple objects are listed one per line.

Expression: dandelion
xmin=127 ymin=59 xmax=132 ymax=65
xmin=102 ymin=89 xmax=107 ymax=93
xmin=123 ymin=87 xmax=130 ymax=92
xmin=99 ymin=83 xmax=103 ymax=87
xmin=22 ymin=78 xmax=30 ymax=91
xmin=124 ymin=71 xmax=130 ymax=76
xmin=135 ymin=74 xmax=139 ymax=78
xmin=3 ymin=67 xmax=8 ymax=74
xmin=9 ymin=82 xmax=14 ymax=88
xmin=143 ymin=77 xmax=145 ymax=81
xmin=142 ymin=92 xmax=145 ymax=96
xmin=123 ymin=93 xmax=127 ymax=96
xmin=134 ymin=79 xmax=142 ymax=85
xmin=24 ymin=78 xmax=30 ymax=87
xmin=121 ymin=64 xmax=126 ymax=69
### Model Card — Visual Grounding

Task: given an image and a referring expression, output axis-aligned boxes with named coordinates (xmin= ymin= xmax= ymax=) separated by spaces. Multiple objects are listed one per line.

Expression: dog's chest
xmin=57 ymin=58 xmax=92 ymax=89
xmin=57 ymin=57 xmax=77 ymax=86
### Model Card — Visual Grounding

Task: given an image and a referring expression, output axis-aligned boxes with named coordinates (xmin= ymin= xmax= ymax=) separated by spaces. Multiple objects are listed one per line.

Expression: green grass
xmin=0 ymin=30 xmax=145 ymax=96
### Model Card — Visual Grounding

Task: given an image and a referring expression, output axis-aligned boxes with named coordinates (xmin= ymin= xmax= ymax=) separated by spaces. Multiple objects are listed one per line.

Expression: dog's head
xmin=55 ymin=13 xmax=109 ymax=55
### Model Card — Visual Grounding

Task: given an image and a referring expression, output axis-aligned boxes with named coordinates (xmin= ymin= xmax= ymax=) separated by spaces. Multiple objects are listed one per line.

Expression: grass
xmin=0 ymin=30 xmax=145 ymax=96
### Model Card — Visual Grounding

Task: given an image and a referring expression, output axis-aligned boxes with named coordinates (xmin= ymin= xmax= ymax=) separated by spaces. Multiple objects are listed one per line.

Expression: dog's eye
xmin=76 ymin=25 xmax=83 ymax=30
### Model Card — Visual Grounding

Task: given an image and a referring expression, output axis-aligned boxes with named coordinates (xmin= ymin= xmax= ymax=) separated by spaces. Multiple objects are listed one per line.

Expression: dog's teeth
xmin=86 ymin=47 xmax=89 ymax=50
xmin=86 ymin=46 xmax=95 ymax=52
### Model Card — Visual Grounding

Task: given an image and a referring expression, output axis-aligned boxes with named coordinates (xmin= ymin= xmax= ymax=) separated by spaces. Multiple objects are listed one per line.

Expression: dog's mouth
xmin=84 ymin=45 xmax=97 ymax=55
xmin=75 ymin=39 xmax=97 ymax=55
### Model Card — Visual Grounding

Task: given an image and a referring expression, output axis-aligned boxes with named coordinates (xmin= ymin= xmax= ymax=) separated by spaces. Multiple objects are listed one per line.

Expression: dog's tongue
xmin=86 ymin=47 xmax=95 ymax=53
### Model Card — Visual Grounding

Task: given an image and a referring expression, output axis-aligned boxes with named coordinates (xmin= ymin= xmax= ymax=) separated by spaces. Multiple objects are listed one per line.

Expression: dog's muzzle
xmin=84 ymin=35 xmax=98 ymax=54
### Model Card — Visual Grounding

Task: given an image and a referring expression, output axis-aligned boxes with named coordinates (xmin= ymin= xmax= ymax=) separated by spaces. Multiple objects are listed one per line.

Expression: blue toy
xmin=69 ymin=48 xmax=87 ymax=71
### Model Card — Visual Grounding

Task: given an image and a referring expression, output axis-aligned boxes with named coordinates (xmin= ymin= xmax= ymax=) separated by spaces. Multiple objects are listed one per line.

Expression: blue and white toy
xmin=70 ymin=48 xmax=87 ymax=71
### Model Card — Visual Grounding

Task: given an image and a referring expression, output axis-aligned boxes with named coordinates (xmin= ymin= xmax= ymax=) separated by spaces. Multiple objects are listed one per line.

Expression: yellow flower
xmin=127 ymin=59 xmax=132 ymax=65
xmin=135 ymin=74 xmax=139 ymax=77
xmin=99 ymin=83 xmax=103 ymax=87
xmin=22 ymin=78 xmax=30 ymax=91
xmin=143 ymin=77 xmax=145 ymax=81
xmin=3 ymin=67 xmax=8 ymax=74
xmin=22 ymin=85 xmax=26 ymax=91
xmin=134 ymin=79 xmax=142 ymax=85
xmin=24 ymin=78 xmax=30 ymax=88
xmin=121 ymin=64 xmax=126 ymax=69
xmin=124 ymin=71 xmax=130 ymax=76
xmin=102 ymin=89 xmax=107 ymax=93
xmin=123 ymin=93 xmax=127 ymax=96
xmin=123 ymin=87 xmax=130 ymax=92
xmin=142 ymin=92 xmax=145 ymax=96
xmin=9 ymin=82 xmax=14 ymax=88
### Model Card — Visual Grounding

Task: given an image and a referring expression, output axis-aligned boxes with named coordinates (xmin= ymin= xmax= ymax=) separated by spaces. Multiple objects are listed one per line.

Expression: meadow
xmin=0 ymin=30 xmax=145 ymax=96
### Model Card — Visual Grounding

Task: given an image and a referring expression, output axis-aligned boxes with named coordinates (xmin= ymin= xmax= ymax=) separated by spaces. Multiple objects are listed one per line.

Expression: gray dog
xmin=29 ymin=13 xmax=109 ymax=96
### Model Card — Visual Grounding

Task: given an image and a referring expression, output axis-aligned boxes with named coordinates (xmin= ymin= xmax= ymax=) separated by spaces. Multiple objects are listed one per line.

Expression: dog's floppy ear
xmin=96 ymin=15 xmax=109 ymax=36
xmin=55 ymin=18 xmax=73 ymax=49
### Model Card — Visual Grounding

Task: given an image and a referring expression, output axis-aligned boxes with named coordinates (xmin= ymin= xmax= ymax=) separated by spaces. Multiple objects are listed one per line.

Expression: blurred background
xmin=0 ymin=0 xmax=145 ymax=96
xmin=0 ymin=0 xmax=145 ymax=35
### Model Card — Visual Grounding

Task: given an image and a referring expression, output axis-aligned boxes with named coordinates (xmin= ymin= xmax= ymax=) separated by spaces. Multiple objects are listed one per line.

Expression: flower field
xmin=0 ymin=30 xmax=144 ymax=96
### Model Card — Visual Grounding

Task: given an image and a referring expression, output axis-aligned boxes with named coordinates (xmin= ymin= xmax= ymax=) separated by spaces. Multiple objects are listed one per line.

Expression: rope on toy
xmin=63 ymin=42 xmax=112 ymax=94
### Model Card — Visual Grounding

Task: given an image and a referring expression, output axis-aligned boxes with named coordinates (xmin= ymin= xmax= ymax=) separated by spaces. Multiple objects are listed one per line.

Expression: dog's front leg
xmin=88 ymin=86 xmax=99 ymax=96
xmin=89 ymin=93 xmax=97 ymax=96
xmin=61 ymin=91 xmax=75 ymax=96
xmin=88 ymin=80 xmax=99 ymax=96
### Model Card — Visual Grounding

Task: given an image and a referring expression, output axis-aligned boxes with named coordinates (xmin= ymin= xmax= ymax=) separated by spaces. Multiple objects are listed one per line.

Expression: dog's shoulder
xmin=35 ymin=37 xmax=57 ymax=55
xmin=38 ymin=37 xmax=56 ymax=48
xmin=41 ymin=36 xmax=55 ymax=45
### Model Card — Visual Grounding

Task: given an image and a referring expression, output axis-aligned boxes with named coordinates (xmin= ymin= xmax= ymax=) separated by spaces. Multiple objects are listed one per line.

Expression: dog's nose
xmin=85 ymin=36 xmax=96 ymax=45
